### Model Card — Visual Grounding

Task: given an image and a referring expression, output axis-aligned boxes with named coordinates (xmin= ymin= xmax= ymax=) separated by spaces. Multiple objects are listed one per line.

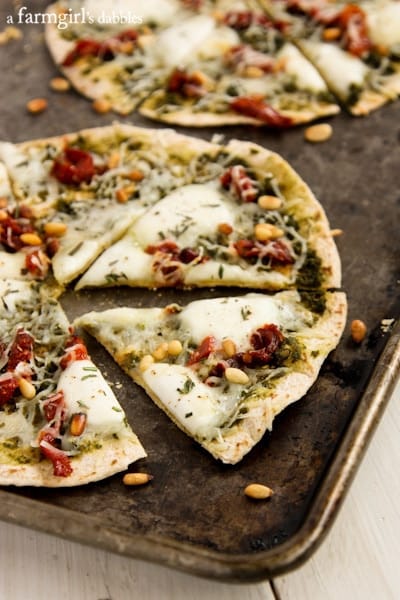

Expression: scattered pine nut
xmin=20 ymin=232 xmax=42 ymax=246
xmin=123 ymin=472 xmax=153 ymax=486
xmin=107 ymin=152 xmax=120 ymax=169
xmin=222 ymin=338 xmax=236 ymax=358
xmin=18 ymin=378 xmax=36 ymax=400
xmin=70 ymin=413 xmax=87 ymax=436
xmin=254 ymin=223 xmax=284 ymax=241
xmin=49 ymin=77 xmax=70 ymax=92
xmin=258 ymin=195 xmax=282 ymax=210
xmin=330 ymin=228 xmax=343 ymax=237
xmin=244 ymin=483 xmax=274 ymax=500
xmin=139 ymin=354 xmax=154 ymax=372
xmin=92 ymin=98 xmax=112 ymax=114
xmin=304 ymin=123 xmax=333 ymax=143
xmin=351 ymin=319 xmax=367 ymax=343
xmin=0 ymin=209 xmax=8 ymax=221
xmin=152 ymin=342 xmax=169 ymax=361
xmin=168 ymin=339 xmax=183 ymax=356
xmin=0 ymin=197 xmax=8 ymax=208
xmin=26 ymin=98 xmax=48 ymax=114
xmin=44 ymin=222 xmax=67 ymax=237
xmin=225 ymin=367 xmax=249 ymax=385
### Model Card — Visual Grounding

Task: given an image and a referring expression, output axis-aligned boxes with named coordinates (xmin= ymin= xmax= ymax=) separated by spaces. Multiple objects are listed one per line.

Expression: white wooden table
xmin=1 ymin=378 xmax=399 ymax=600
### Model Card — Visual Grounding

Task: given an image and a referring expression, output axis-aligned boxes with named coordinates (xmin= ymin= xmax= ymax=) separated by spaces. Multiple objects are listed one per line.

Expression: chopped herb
xmin=112 ymin=406 xmax=122 ymax=412
xmin=177 ymin=378 xmax=195 ymax=394
xmin=68 ymin=241 xmax=84 ymax=256
xmin=185 ymin=412 xmax=193 ymax=418
xmin=218 ymin=265 xmax=224 ymax=279
xmin=77 ymin=400 xmax=89 ymax=409
xmin=241 ymin=306 xmax=252 ymax=320
xmin=81 ymin=373 xmax=97 ymax=381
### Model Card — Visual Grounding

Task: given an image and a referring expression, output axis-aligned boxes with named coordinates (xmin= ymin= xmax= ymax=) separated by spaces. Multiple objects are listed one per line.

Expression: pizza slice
xmin=0 ymin=279 xmax=146 ymax=487
xmin=45 ymin=0 xmax=187 ymax=114
xmin=0 ymin=124 xmax=223 ymax=285
xmin=261 ymin=0 xmax=400 ymax=114
xmin=76 ymin=290 xmax=347 ymax=464
xmin=139 ymin=4 xmax=340 ymax=126
xmin=76 ymin=139 xmax=341 ymax=291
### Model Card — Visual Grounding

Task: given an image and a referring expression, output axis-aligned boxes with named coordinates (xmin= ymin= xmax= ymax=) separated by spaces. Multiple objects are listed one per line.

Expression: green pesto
xmin=0 ymin=443 xmax=40 ymax=465
xmin=299 ymin=289 xmax=327 ymax=315
xmin=296 ymin=249 xmax=323 ymax=289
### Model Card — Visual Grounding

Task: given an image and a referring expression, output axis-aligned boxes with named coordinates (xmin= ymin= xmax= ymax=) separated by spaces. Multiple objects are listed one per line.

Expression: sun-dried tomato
xmin=220 ymin=165 xmax=259 ymax=203
xmin=236 ymin=324 xmax=284 ymax=367
xmin=0 ymin=373 xmax=19 ymax=406
xmin=334 ymin=4 xmax=372 ymax=56
xmin=0 ymin=212 xmax=35 ymax=252
xmin=39 ymin=436 xmax=73 ymax=477
xmin=6 ymin=329 xmax=34 ymax=372
xmin=51 ymin=147 xmax=96 ymax=185
xmin=25 ymin=249 xmax=50 ymax=279
xmin=167 ymin=68 xmax=206 ymax=98
xmin=230 ymin=96 xmax=293 ymax=127
xmin=60 ymin=335 xmax=89 ymax=370
xmin=187 ymin=336 xmax=217 ymax=366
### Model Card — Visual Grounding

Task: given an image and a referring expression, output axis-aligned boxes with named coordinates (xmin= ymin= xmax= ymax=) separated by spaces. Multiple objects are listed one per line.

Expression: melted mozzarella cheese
xmin=57 ymin=359 xmax=128 ymax=437
xmin=196 ymin=26 xmax=240 ymax=60
xmin=142 ymin=363 xmax=236 ymax=439
xmin=0 ymin=251 xmax=26 ymax=280
xmin=365 ymin=1 xmax=400 ymax=47
xmin=180 ymin=294 xmax=303 ymax=348
xmin=153 ymin=15 xmax=216 ymax=68
xmin=0 ymin=280 xmax=35 ymax=312
xmin=300 ymin=40 xmax=368 ymax=99
xmin=84 ymin=0 xmax=179 ymax=26
xmin=133 ymin=183 xmax=232 ymax=248
xmin=277 ymin=43 xmax=327 ymax=92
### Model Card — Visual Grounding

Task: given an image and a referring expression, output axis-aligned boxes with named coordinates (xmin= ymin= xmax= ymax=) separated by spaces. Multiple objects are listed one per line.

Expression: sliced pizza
xmin=0 ymin=279 xmax=145 ymax=487
xmin=261 ymin=0 xmax=400 ymax=114
xmin=76 ymin=290 xmax=347 ymax=464
xmin=0 ymin=124 xmax=224 ymax=285
xmin=139 ymin=3 xmax=340 ymax=126
xmin=76 ymin=138 xmax=341 ymax=291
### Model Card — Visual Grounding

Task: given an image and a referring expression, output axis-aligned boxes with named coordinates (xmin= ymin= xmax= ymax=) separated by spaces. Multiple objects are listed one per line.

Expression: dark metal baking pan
xmin=0 ymin=0 xmax=399 ymax=582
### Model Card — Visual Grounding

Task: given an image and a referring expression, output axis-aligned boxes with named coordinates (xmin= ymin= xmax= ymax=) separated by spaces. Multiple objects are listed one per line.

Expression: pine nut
xmin=20 ymin=232 xmax=42 ymax=246
xmin=26 ymin=98 xmax=48 ymax=114
xmin=107 ymin=152 xmax=120 ymax=169
xmin=92 ymin=98 xmax=112 ymax=114
xmin=5 ymin=26 xmax=23 ymax=40
xmin=254 ymin=223 xmax=283 ymax=241
xmin=258 ymin=195 xmax=282 ymax=210
xmin=0 ymin=209 xmax=8 ymax=221
xmin=50 ymin=77 xmax=70 ymax=92
xmin=123 ymin=472 xmax=153 ymax=486
xmin=351 ymin=319 xmax=367 ymax=343
xmin=125 ymin=169 xmax=144 ymax=182
xmin=222 ymin=339 xmax=236 ymax=358
xmin=322 ymin=27 xmax=342 ymax=41
xmin=0 ymin=197 xmax=8 ymax=208
xmin=18 ymin=378 xmax=36 ymax=400
xmin=168 ymin=339 xmax=183 ymax=356
xmin=152 ymin=342 xmax=169 ymax=361
xmin=244 ymin=483 xmax=274 ymax=500
xmin=70 ymin=413 xmax=87 ymax=436
xmin=225 ymin=367 xmax=249 ymax=385
xmin=330 ymin=228 xmax=343 ymax=237
xmin=218 ymin=222 xmax=233 ymax=235
xmin=116 ymin=185 xmax=135 ymax=203
xmin=244 ymin=66 xmax=264 ymax=78
xmin=304 ymin=123 xmax=333 ymax=143
xmin=44 ymin=222 xmax=67 ymax=237
xmin=139 ymin=354 xmax=154 ymax=372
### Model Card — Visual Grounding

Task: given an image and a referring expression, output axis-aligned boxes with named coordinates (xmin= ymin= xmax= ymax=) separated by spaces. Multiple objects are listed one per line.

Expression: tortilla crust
xmin=77 ymin=292 xmax=347 ymax=464
xmin=0 ymin=435 xmax=146 ymax=487
xmin=351 ymin=70 xmax=400 ymax=116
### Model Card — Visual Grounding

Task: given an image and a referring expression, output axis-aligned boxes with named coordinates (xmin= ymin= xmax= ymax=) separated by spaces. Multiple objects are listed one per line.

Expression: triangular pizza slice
xmin=76 ymin=290 xmax=347 ymax=464
xmin=0 ymin=279 xmax=145 ymax=486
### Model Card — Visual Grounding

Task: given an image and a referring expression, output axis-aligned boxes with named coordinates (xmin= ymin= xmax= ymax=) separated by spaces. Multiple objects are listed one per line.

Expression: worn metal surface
xmin=0 ymin=0 xmax=399 ymax=582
